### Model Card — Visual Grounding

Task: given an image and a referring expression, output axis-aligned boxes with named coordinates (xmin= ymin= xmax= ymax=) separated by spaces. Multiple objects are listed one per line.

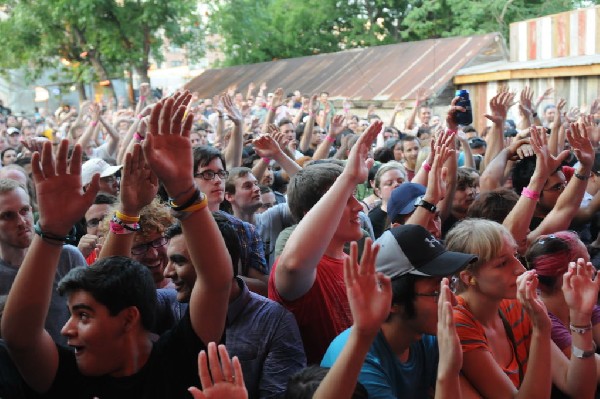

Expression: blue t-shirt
xmin=321 ymin=328 xmax=439 ymax=399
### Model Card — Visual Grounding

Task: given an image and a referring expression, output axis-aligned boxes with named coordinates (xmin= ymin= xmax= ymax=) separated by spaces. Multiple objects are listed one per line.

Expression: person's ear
xmin=224 ymin=192 xmax=235 ymax=202
xmin=120 ymin=306 xmax=140 ymax=332
xmin=459 ymin=270 xmax=473 ymax=287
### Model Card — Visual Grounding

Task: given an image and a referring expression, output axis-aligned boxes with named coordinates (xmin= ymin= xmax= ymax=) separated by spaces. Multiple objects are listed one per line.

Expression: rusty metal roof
xmin=185 ymin=33 xmax=507 ymax=102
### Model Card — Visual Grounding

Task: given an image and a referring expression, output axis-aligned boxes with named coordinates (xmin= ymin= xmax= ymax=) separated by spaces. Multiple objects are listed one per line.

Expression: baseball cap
xmin=81 ymin=158 xmax=122 ymax=186
xmin=468 ymin=137 xmax=486 ymax=148
xmin=7 ymin=127 xmax=21 ymax=136
xmin=387 ymin=183 xmax=426 ymax=223
xmin=375 ymin=224 xmax=477 ymax=279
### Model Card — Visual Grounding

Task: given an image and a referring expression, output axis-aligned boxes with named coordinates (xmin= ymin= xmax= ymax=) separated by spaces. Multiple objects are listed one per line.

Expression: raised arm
xmin=549 ymin=98 xmax=567 ymax=156
xmin=143 ymin=92 xmax=232 ymax=345
xmin=531 ymin=123 xmax=594 ymax=239
xmin=261 ymin=88 xmax=284 ymax=133
xmin=275 ymin=121 xmax=382 ymax=301
xmin=389 ymin=102 xmax=405 ymax=129
xmin=252 ymin=135 xmax=301 ymax=178
xmin=99 ymin=114 xmax=121 ymax=158
xmin=98 ymin=144 xmax=158 ymax=259
xmin=222 ymin=94 xmax=244 ymax=168
xmin=405 ymin=88 xmax=428 ymax=131
xmin=76 ymin=102 xmax=100 ymax=149
xmin=517 ymin=86 xmax=535 ymax=130
xmin=483 ymin=90 xmax=515 ymax=171
xmin=313 ymin=114 xmax=344 ymax=160
xmin=503 ymin=127 xmax=569 ymax=250
xmin=550 ymin=260 xmax=600 ymax=398
xmin=1 ymin=141 xmax=99 ymax=393
xmin=299 ymin=95 xmax=318 ymax=153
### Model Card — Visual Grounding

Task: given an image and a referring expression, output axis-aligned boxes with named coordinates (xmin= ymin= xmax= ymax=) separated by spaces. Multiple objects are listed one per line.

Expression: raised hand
xmin=309 ymin=94 xmax=320 ymax=115
xmin=567 ymin=123 xmax=594 ymax=169
xmin=516 ymin=270 xmax=550 ymax=331
xmin=344 ymin=239 xmax=391 ymax=336
xmin=446 ymin=97 xmax=465 ymax=131
xmin=270 ymin=88 xmax=284 ymax=109
xmin=394 ymin=102 xmax=406 ymax=114
xmin=88 ymin=102 xmax=101 ymax=123
xmin=529 ymin=126 xmax=570 ymax=177
xmin=21 ymin=136 xmax=50 ymax=154
xmin=485 ymin=91 xmax=515 ymax=125
xmin=562 ymin=258 xmax=600 ymax=321
xmin=32 ymin=140 xmax=99 ymax=236
xmin=436 ymin=278 xmax=462 ymax=378
xmin=427 ymin=132 xmax=454 ymax=204
xmin=188 ymin=342 xmax=248 ymax=399
xmin=345 ymin=120 xmax=382 ymax=184
xmin=329 ymin=114 xmax=345 ymax=137
xmin=142 ymin=93 xmax=194 ymax=199
xmin=120 ymin=144 xmax=158 ymax=215
xmin=139 ymin=83 xmax=151 ymax=99
xmin=252 ymin=135 xmax=282 ymax=159
xmin=415 ymin=87 xmax=431 ymax=106
xmin=520 ymin=86 xmax=534 ymax=114
xmin=221 ymin=93 xmax=242 ymax=125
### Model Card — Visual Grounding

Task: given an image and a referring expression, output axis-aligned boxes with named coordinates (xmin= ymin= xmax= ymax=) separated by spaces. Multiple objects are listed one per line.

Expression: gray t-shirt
xmin=0 ymin=245 xmax=86 ymax=344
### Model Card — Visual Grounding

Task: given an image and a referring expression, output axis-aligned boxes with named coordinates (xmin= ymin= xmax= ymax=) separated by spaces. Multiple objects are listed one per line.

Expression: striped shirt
xmin=454 ymin=296 xmax=532 ymax=388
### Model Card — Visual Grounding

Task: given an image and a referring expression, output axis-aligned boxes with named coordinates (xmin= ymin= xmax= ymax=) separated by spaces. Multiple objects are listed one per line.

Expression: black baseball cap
xmin=375 ymin=225 xmax=477 ymax=279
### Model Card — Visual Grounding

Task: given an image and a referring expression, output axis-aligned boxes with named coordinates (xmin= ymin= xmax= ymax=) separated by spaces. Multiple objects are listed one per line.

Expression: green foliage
xmin=210 ymin=0 xmax=581 ymax=66
xmin=0 ymin=0 xmax=203 ymax=85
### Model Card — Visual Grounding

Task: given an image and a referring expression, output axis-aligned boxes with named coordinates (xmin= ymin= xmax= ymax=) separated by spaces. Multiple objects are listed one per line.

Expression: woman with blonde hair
xmin=368 ymin=161 xmax=406 ymax=239
xmin=446 ymin=218 xmax=599 ymax=398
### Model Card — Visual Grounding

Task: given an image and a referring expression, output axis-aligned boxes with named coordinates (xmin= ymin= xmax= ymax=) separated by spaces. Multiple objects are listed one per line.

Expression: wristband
xmin=34 ymin=222 xmax=76 ymax=245
xmin=262 ymin=157 xmax=271 ymax=165
xmin=422 ymin=161 xmax=432 ymax=172
xmin=309 ymin=111 xmax=315 ymax=118
xmin=90 ymin=121 xmax=98 ymax=127
xmin=532 ymin=112 xmax=538 ymax=118
xmin=575 ymin=171 xmax=592 ymax=181
xmin=139 ymin=95 xmax=146 ymax=102
xmin=269 ymin=106 xmax=277 ymax=112
xmin=446 ymin=129 xmax=457 ymax=135
xmin=521 ymin=187 xmax=540 ymax=201
xmin=109 ymin=219 xmax=140 ymax=234
xmin=325 ymin=135 xmax=336 ymax=143
xmin=168 ymin=189 xmax=201 ymax=211
xmin=133 ymin=132 xmax=144 ymax=142
xmin=570 ymin=323 xmax=593 ymax=334
xmin=137 ymin=114 xmax=144 ymax=119
xmin=115 ymin=211 xmax=140 ymax=223
xmin=170 ymin=193 xmax=208 ymax=218
xmin=572 ymin=342 xmax=596 ymax=358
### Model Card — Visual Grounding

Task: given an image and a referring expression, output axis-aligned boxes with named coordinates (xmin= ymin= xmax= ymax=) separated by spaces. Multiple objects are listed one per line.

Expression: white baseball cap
xmin=81 ymin=158 xmax=122 ymax=186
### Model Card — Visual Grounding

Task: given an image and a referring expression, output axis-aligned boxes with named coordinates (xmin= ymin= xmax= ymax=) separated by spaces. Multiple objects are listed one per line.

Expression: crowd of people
xmin=0 ymin=81 xmax=599 ymax=398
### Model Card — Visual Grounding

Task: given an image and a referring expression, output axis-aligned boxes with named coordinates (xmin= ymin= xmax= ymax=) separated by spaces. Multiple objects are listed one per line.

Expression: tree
xmin=0 ymin=0 xmax=203 ymax=102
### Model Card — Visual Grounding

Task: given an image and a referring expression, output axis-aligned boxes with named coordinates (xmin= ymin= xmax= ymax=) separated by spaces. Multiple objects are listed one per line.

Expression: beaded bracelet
xmin=110 ymin=219 xmax=139 ymax=235
xmin=570 ymin=323 xmax=593 ymax=334
xmin=325 ymin=135 xmax=336 ymax=143
xmin=133 ymin=132 xmax=145 ymax=142
xmin=422 ymin=161 xmax=432 ymax=172
xmin=262 ymin=157 xmax=271 ymax=164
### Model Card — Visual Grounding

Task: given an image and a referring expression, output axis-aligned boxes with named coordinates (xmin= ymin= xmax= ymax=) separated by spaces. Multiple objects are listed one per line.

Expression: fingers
xmin=232 ymin=356 xmax=245 ymax=388
xmin=41 ymin=140 xmax=56 ymax=178
xmin=198 ymin=349 xmax=212 ymax=389
xmin=217 ymin=344 xmax=234 ymax=383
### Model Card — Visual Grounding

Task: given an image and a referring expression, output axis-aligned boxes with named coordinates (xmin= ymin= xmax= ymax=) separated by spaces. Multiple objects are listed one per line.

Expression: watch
xmin=414 ymin=196 xmax=437 ymax=214
xmin=572 ymin=343 xmax=596 ymax=359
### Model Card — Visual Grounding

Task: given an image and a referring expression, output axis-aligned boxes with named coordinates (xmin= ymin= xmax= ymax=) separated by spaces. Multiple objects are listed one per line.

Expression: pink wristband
xmin=269 ymin=106 xmax=277 ymax=112
xmin=139 ymin=95 xmax=146 ymax=102
xmin=90 ymin=121 xmax=98 ymax=127
xmin=109 ymin=220 xmax=137 ymax=235
xmin=325 ymin=135 xmax=336 ymax=143
xmin=446 ymin=129 xmax=457 ymax=135
xmin=521 ymin=187 xmax=540 ymax=201
xmin=262 ymin=157 xmax=271 ymax=164
xmin=134 ymin=132 xmax=144 ymax=142
xmin=137 ymin=114 xmax=144 ymax=119
xmin=422 ymin=161 xmax=432 ymax=172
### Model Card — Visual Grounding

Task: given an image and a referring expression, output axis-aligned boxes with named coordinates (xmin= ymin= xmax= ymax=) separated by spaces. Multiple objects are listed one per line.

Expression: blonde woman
xmin=446 ymin=219 xmax=599 ymax=399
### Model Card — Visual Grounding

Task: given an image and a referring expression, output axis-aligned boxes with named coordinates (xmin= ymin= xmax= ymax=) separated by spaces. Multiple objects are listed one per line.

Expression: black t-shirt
xmin=41 ymin=311 xmax=206 ymax=399
xmin=369 ymin=205 xmax=388 ymax=239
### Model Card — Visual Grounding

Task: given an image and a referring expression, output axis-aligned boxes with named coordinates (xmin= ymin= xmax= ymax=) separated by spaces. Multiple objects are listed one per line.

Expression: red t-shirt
xmin=268 ymin=254 xmax=352 ymax=364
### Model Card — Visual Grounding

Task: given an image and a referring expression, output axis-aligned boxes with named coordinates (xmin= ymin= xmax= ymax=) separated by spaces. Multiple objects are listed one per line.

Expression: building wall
xmin=510 ymin=6 xmax=600 ymax=62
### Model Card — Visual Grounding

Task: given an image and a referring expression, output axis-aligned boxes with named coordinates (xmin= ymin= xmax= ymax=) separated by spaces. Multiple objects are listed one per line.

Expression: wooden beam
xmin=454 ymin=64 xmax=600 ymax=84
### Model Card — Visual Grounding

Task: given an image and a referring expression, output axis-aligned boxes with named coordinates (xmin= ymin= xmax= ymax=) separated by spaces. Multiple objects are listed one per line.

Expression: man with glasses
xmin=321 ymin=224 xmax=476 ymax=398
xmin=193 ymin=146 xmax=269 ymax=296
xmin=81 ymin=158 xmax=122 ymax=196
xmin=78 ymin=193 xmax=117 ymax=264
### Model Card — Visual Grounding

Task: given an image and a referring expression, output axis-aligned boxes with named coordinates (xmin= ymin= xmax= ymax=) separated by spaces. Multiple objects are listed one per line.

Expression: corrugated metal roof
xmin=185 ymin=33 xmax=507 ymax=102
xmin=457 ymin=54 xmax=600 ymax=75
